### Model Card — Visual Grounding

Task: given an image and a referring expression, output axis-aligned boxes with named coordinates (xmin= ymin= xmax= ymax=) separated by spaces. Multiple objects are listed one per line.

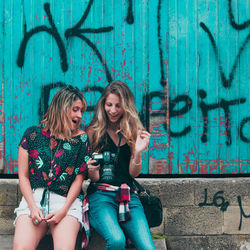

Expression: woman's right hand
xmin=29 ymin=204 xmax=44 ymax=225
xmin=87 ymin=158 xmax=100 ymax=182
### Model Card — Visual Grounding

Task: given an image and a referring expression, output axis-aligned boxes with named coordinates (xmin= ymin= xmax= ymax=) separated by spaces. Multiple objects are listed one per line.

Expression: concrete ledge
xmin=0 ymin=235 xmax=14 ymax=250
xmin=2 ymin=178 xmax=250 ymax=249
xmin=167 ymin=235 xmax=250 ymax=250
xmin=37 ymin=231 xmax=167 ymax=250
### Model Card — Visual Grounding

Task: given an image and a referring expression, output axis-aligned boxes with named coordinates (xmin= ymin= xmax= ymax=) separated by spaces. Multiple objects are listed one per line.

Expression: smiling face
xmin=104 ymin=93 xmax=124 ymax=124
xmin=67 ymin=98 xmax=84 ymax=131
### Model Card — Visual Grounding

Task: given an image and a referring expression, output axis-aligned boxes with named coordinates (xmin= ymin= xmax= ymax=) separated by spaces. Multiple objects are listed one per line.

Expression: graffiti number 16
xmin=198 ymin=188 xmax=230 ymax=212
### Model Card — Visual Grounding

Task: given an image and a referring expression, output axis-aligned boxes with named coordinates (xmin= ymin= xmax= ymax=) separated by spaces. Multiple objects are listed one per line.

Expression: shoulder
xmin=19 ymin=125 xmax=42 ymax=150
xmin=75 ymin=130 xmax=86 ymax=137
xmin=73 ymin=130 xmax=89 ymax=144
xmin=22 ymin=125 xmax=41 ymax=136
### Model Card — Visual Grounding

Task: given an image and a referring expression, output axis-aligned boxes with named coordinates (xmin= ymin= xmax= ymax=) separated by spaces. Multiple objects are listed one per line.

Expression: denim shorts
xmin=14 ymin=188 xmax=83 ymax=227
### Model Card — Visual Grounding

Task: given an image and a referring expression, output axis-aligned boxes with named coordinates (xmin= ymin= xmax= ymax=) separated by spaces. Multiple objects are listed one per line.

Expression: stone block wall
xmin=1 ymin=178 xmax=250 ymax=249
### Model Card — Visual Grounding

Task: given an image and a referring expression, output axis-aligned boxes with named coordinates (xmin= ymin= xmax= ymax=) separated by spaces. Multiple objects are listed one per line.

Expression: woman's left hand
xmin=45 ymin=207 xmax=67 ymax=225
xmin=135 ymin=130 xmax=151 ymax=154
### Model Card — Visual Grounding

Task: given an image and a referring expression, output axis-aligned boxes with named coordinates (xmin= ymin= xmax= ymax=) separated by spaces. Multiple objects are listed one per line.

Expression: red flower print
xmin=41 ymin=127 xmax=50 ymax=138
xmin=65 ymin=167 xmax=74 ymax=175
xmin=50 ymin=138 xmax=57 ymax=150
xmin=30 ymin=168 xmax=34 ymax=174
xmin=55 ymin=165 xmax=62 ymax=175
xmin=30 ymin=149 xmax=39 ymax=159
xmin=42 ymin=171 xmax=49 ymax=181
xmin=80 ymin=163 xmax=87 ymax=172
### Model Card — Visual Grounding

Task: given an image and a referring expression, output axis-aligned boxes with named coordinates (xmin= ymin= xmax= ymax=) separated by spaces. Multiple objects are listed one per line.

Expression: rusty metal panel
xmin=0 ymin=0 xmax=249 ymax=174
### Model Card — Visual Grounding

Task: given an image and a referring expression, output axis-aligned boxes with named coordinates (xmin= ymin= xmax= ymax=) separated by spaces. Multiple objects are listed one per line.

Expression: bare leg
xmin=13 ymin=215 xmax=48 ymax=250
xmin=50 ymin=215 xmax=80 ymax=250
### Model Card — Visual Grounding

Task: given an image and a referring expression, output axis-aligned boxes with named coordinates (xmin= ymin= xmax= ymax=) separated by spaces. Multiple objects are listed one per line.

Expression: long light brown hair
xmin=88 ymin=81 xmax=144 ymax=151
xmin=41 ymin=85 xmax=87 ymax=139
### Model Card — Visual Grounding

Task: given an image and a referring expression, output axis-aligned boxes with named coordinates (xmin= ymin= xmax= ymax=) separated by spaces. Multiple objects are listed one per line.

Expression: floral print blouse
xmin=19 ymin=125 xmax=90 ymax=200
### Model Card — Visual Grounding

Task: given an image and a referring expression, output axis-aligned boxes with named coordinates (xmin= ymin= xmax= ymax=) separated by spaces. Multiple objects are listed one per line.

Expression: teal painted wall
xmin=0 ymin=0 xmax=249 ymax=174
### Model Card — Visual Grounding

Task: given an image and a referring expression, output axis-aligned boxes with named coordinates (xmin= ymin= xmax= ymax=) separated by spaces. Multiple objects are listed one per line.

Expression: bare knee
xmin=13 ymin=232 xmax=38 ymax=250
xmin=13 ymin=215 xmax=47 ymax=250
xmin=13 ymin=240 xmax=37 ymax=250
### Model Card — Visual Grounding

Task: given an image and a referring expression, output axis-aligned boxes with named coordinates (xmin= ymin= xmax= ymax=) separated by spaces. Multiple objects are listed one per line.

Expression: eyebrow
xmin=72 ymin=105 xmax=83 ymax=110
xmin=106 ymin=102 xmax=121 ymax=105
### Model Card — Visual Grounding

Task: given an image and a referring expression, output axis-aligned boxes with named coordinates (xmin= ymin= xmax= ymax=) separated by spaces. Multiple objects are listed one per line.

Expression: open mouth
xmin=72 ymin=120 xmax=78 ymax=124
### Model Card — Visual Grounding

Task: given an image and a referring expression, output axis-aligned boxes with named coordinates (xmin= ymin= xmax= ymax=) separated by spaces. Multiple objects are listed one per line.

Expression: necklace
xmin=49 ymin=138 xmax=62 ymax=178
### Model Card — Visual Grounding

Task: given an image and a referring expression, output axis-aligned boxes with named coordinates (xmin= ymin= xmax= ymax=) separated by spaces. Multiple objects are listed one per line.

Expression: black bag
xmin=133 ymin=179 xmax=163 ymax=227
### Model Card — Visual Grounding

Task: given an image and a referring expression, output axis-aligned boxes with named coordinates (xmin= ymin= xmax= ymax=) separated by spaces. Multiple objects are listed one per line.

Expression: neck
xmin=71 ymin=128 xmax=79 ymax=137
xmin=107 ymin=122 xmax=119 ymax=131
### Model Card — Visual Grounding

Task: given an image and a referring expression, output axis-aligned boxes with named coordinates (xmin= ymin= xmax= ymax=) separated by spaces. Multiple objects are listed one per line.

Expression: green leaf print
xmin=63 ymin=143 xmax=71 ymax=150
xmin=59 ymin=173 xmax=67 ymax=181
xmin=35 ymin=156 xmax=43 ymax=169
xmin=84 ymin=155 xmax=90 ymax=162
xmin=80 ymin=134 xmax=88 ymax=143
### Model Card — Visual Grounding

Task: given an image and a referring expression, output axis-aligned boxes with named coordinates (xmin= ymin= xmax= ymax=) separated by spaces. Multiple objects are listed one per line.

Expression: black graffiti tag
xmin=237 ymin=195 xmax=250 ymax=231
xmin=140 ymin=90 xmax=249 ymax=144
xmin=17 ymin=3 xmax=68 ymax=72
xmin=228 ymin=0 xmax=250 ymax=30
xmin=198 ymin=90 xmax=246 ymax=145
xmin=126 ymin=0 xmax=134 ymax=24
xmin=17 ymin=1 xmax=114 ymax=82
xmin=200 ymin=0 xmax=250 ymax=89
xmin=198 ymin=188 xmax=230 ymax=212
xmin=65 ymin=0 xmax=113 ymax=82
xmin=199 ymin=189 xmax=250 ymax=231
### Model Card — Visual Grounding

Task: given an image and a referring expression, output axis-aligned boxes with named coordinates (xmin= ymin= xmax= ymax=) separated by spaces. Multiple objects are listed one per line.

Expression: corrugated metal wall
xmin=0 ymin=0 xmax=249 ymax=174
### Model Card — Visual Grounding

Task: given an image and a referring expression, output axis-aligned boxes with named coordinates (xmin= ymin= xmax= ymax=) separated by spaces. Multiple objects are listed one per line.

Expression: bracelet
xmin=133 ymin=159 xmax=142 ymax=166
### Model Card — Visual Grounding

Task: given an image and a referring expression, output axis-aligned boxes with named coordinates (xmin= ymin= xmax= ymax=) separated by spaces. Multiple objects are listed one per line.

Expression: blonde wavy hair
xmin=41 ymin=85 xmax=87 ymax=139
xmin=89 ymin=81 xmax=144 ymax=151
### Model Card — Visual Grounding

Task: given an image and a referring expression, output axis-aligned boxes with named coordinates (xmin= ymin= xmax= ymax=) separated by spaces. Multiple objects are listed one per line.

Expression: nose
xmin=110 ymin=106 xmax=117 ymax=114
xmin=76 ymin=110 xmax=82 ymax=118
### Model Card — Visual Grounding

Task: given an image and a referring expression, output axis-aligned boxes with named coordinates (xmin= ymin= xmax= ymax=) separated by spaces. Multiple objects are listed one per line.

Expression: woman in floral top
xmin=13 ymin=85 xmax=89 ymax=250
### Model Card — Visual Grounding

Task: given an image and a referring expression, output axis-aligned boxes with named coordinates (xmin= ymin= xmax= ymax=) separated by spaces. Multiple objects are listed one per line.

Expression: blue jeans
xmin=88 ymin=190 xmax=156 ymax=250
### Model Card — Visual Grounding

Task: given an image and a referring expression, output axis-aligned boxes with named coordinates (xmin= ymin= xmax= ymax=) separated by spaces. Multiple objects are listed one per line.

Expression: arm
xmin=86 ymin=126 xmax=100 ymax=182
xmin=87 ymin=159 xmax=100 ymax=182
xmin=129 ymin=130 xmax=151 ymax=177
xmin=18 ymin=146 xmax=44 ymax=222
xmin=45 ymin=173 xmax=85 ymax=224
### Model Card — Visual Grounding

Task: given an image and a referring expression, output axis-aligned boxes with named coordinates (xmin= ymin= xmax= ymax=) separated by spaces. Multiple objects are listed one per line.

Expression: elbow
xmin=129 ymin=170 xmax=140 ymax=178
xmin=90 ymin=176 xmax=100 ymax=182
xmin=88 ymin=172 xmax=100 ymax=182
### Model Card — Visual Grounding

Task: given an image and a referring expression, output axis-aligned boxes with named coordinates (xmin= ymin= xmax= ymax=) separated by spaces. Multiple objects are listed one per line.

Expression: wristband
xmin=133 ymin=160 xmax=142 ymax=166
